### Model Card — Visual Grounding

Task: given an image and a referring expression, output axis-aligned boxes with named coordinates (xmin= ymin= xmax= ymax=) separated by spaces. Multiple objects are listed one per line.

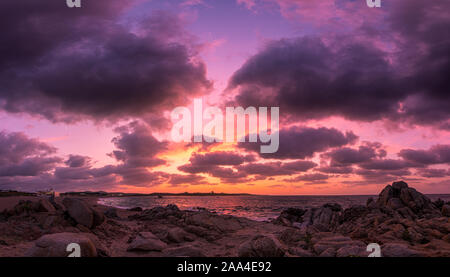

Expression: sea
xmin=98 ymin=194 xmax=450 ymax=222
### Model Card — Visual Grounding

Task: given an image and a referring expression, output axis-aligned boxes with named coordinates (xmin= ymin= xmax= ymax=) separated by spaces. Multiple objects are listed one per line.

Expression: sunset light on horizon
xmin=0 ymin=0 xmax=449 ymax=196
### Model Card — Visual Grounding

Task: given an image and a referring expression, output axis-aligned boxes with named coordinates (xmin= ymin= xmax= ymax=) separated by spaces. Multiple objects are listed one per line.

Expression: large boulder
xmin=62 ymin=198 xmax=104 ymax=229
xmin=185 ymin=211 xmax=242 ymax=233
xmin=25 ymin=232 xmax=97 ymax=257
xmin=441 ymin=205 xmax=450 ymax=217
xmin=36 ymin=199 xmax=56 ymax=213
xmin=127 ymin=232 xmax=167 ymax=252
xmin=300 ymin=203 xmax=342 ymax=231
xmin=377 ymin=181 xmax=435 ymax=216
xmin=399 ymin=187 xmax=433 ymax=213
xmin=104 ymin=207 xmax=119 ymax=219
xmin=238 ymin=235 xmax=285 ymax=257
xmin=366 ymin=197 xmax=378 ymax=209
xmin=130 ymin=204 xmax=182 ymax=220
xmin=387 ymin=198 xmax=404 ymax=210
xmin=167 ymin=227 xmax=194 ymax=243
xmin=62 ymin=198 xmax=93 ymax=228
xmin=312 ymin=235 xmax=366 ymax=256
xmin=274 ymin=208 xmax=306 ymax=226
xmin=377 ymin=185 xmax=394 ymax=207
xmin=278 ymin=228 xmax=308 ymax=245
xmin=92 ymin=208 xmax=105 ymax=227
xmin=341 ymin=205 xmax=370 ymax=222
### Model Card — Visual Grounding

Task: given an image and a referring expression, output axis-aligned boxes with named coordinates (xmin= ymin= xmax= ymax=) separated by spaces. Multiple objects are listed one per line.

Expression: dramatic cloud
xmin=229 ymin=37 xmax=405 ymax=122
xmin=110 ymin=122 xmax=168 ymax=168
xmin=0 ymin=131 xmax=61 ymax=177
xmin=228 ymin=0 xmax=450 ymax=129
xmin=0 ymin=0 xmax=211 ymax=122
xmin=177 ymin=151 xmax=258 ymax=183
xmin=354 ymin=168 xmax=412 ymax=184
xmin=65 ymin=155 xmax=91 ymax=168
xmin=239 ymin=126 xmax=357 ymax=159
xmin=178 ymin=150 xmax=316 ymax=184
xmin=0 ymin=122 xmax=173 ymax=191
xmin=416 ymin=168 xmax=450 ymax=178
xmin=358 ymin=159 xmax=417 ymax=171
xmin=322 ymin=142 xmax=386 ymax=167
xmin=319 ymin=141 xmax=429 ymax=181
xmin=399 ymin=145 xmax=450 ymax=165
xmin=1 ymin=1 xmax=449 ymax=193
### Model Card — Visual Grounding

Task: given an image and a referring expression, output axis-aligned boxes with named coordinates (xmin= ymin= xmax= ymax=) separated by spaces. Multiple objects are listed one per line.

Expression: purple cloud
xmin=239 ymin=126 xmax=358 ymax=159
xmin=399 ymin=145 xmax=450 ymax=165
xmin=228 ymin=0 xmax=450 ymax=129
xmin=0 ymin=131 xmax=61 ymax=177
xmin=0 ymin=1 xmax=211 ymax=123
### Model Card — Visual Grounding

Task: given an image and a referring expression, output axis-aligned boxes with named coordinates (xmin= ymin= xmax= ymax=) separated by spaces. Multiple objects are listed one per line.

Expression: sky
xmin=0 ymin=0 xmax=449 ymax=195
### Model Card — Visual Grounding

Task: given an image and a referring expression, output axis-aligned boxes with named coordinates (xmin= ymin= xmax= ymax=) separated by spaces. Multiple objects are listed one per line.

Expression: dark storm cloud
xmin=0 ymin=131 xmax=61 ymax=177
xmin=177 ymin=151 xmax=257 ymax=182
xmin=54 ymin=166 xmax=98 ymax=180
xmin=177 ymin=157 xmax=252 ymax=184
xmin=399 ymin=145 xmax=450 ymax=165
xmin=321 ymin=142 xmax=423 ymax=170
xmin=388 ymin=0 xmax=450 ymax=127
xmin=178 ymin=164 xmax=213 ymax=174
xmin=0 ymin=0 xmax=211 ymax=122
xmin=0 ymin=131 xmax=56 ymax=163
xmin=318 ymin=142 xmax=450 ymax=182
xmin=179 ymin=149 xmax=316 ymax=181
xmin=229 ymin=37 xmax=405 ymax=122
xmin=113 ymin=167 xmax=167 ymax=187
xmin=354 ymin=168 xmax=412 ymax=183
xmin=0 ymin=157 xmax=62 ymax=177
xmin=239 ymin=126 xmax=358 ymax=159
xmin=322 ymin=142 xmax=386 ymax=166
xmin=416 ymin=168 xmax=450 ymax=178
xmin=0 ymin=122 xmax=173 ymax=191
xmin=279 ymin=160 xmax=317 ymax=172
xmin=0 ymin=131 xmax=117 ymax=191
xmin=110 ymin=122 xmax=168 ymax=168
xmin=208 ymin=167 xmax=247 ymax=179
xmin=358 ymin=159 xmax=418 ymax=171
xmin=177 ymin=163 xmax=248 ymax=181
xmin=101 ymin=122 xmax=170 ymax=187
xmin=65 ymin=155 xmax=91 ymax=168
xmin=229 ymin=0 xmax=450 ymax=128
xmin=319 ymin=141 xmax=429 ymax=180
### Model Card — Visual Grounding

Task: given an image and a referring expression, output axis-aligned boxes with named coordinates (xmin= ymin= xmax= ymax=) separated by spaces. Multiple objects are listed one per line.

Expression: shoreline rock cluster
xmin=0 ymin=181 xmax=448 ymax=257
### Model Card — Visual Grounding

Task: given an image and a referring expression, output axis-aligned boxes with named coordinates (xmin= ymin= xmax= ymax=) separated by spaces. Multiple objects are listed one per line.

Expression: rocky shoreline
xmin=0 ymin=181 xmax=449 ymax=257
